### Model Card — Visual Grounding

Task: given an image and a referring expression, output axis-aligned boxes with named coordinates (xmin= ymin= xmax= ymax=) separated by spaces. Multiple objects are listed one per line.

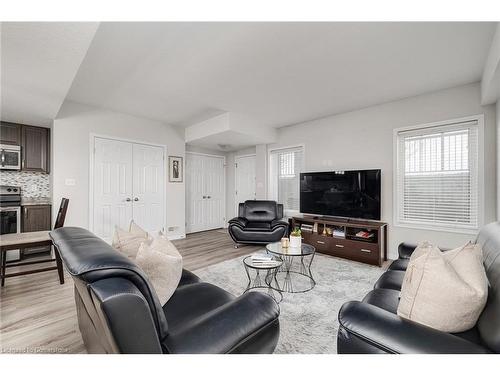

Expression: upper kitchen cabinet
xmin=22 ymin=125 xmax=50 ymax=173
xmin=0 ymin=122 xmax=22 ymax=145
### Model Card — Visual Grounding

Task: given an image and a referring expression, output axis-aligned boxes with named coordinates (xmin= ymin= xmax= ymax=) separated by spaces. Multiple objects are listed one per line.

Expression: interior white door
xmin=186 ymin=153 xmax=225 ymax=233
xmin=203 ymin=155 xmax=225 ymax=230
xmin=93 ymin=138 xmax=133 ymax=242
xmin=235 ymin=155 xmax=256 ymax=214
xmin=132 ymin=143 xmax=165 ymax=234
xmin=186 ymin=153 xmax=205 ymax=233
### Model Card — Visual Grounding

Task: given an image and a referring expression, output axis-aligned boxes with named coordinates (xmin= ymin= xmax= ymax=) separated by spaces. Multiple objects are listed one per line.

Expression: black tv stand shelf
xmin=292 ymin=215 xmax=387 ymax=267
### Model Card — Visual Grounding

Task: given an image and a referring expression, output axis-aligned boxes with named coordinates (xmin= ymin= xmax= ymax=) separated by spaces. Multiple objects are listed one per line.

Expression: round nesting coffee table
xmin=243 ymin=255 xmax=283 ymax=303
xmin=265 ymin=242 xmax=316 ymax=293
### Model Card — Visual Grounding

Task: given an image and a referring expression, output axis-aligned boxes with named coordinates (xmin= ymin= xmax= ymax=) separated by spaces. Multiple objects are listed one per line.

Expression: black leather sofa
xmin=337 ymin=221 xmax=500 ymax=354
xmin=228 ymin=200 xmax=288 ymax=247
xmin=50 ymin=227 xmax=280 ymax=354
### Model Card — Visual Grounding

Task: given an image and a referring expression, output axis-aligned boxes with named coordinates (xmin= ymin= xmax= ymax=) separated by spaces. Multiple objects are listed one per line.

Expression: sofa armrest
xmin=163 ymin=292 xmax=280 ymax=354
xmin=270 ymin=219 xmax=288 ymax=229
xmin=228 ymin=217 xmax=248 ymax=228
xmin=338 ymin=301 xmax=490 ymax=354
xmin=398 ymin=242 xmax=418 ymax=259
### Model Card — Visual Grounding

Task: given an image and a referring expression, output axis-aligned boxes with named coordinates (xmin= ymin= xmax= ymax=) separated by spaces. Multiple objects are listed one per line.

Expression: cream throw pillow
xmin=135 ymin=234 xmax=183 ymax=305
xmin=112 ymin=221 xmax=150 ymax=259
xmin=397 ymin=241 xmax=488 ymax=333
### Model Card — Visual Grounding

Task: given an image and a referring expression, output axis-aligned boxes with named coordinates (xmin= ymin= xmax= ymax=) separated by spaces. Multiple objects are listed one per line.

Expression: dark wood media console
xmin=291 ymin=215 xmax=388 ymax=267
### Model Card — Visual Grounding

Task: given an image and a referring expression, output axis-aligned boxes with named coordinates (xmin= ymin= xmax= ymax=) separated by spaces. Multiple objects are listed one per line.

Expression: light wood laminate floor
xmin=0 ymin=229 xmax=259 ymax=354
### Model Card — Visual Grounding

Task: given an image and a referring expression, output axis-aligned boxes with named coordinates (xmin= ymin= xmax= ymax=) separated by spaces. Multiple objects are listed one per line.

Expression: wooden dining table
xmin=0 ymin=230 xmax=64 ymax=286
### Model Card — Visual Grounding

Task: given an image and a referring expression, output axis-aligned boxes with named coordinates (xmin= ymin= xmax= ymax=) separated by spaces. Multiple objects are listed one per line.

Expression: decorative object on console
xmin=168 ymin=156 xmax=183 ymax=182
xmin=135 ymin=234 xmax=183 ymax=305
xmin=397 ymin=241 xmax=488 ymax=333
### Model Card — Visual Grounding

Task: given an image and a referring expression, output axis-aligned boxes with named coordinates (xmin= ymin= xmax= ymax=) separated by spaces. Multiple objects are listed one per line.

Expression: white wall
xmin=269 ymin=83 xmax=497 ymax=259
xmin=52 ymin=101 xmax=186 ymax=239
xmin=497 ymin=100 xmax=500 ymax=219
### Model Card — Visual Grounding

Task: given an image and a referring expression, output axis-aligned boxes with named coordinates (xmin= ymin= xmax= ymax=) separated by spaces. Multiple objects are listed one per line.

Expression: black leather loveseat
xmin=337 ymin=221 xmax=500 ymax=354
xmin=50 ymin=227 xmax=280 ymax=354
xmin=228 ymin=200 xmax=288 ymax=247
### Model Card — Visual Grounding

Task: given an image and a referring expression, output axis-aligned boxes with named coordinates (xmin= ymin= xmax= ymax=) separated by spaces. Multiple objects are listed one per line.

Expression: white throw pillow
xmin=135 ymin=234 xmax=183 ymax=305
xmin=112 ymin=221 xmax=150 ymax=259
xmin=397 ymin=241 xmax=488 ymax=333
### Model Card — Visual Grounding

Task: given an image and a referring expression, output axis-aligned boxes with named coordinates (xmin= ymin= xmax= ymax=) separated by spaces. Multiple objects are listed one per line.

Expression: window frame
xmin=267 ymin=144 xmax=305 ymax=217
xmin=393 ymin=114 xmax=484 ymax=234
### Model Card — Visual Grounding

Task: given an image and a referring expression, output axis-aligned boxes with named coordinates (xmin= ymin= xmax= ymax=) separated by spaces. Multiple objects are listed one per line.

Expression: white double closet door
xmin=186 ymin=153 xmax=225 ymax=233
xmin=92 ymin=137 xmax=165 ymax=243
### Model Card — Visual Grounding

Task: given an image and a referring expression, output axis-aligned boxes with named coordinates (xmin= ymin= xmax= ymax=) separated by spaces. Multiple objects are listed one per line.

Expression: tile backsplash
xmin=0 ymin=171 xmax=51 ymax=198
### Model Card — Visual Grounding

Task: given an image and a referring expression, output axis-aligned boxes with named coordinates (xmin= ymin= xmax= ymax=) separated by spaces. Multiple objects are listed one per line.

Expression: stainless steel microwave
xmin=0 ymin=144 xmax=21 ymax=170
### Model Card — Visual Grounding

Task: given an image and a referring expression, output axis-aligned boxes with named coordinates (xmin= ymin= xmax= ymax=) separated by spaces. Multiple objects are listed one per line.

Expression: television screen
xmin=300 ymin=169 xmax=381 ymax=220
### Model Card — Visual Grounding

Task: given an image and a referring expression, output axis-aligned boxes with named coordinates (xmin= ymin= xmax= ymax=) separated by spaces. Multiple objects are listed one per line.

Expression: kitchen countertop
xmin=21 ymin=198 xmax=52 ymax=206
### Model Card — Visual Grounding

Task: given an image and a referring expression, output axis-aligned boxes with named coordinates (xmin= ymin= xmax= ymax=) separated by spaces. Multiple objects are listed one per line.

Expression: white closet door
xmin=203 ymin=155 xmax=225 ymax=230
xmin=132 ymin=143 xmax=165 ymax=234
xmin=186 ymin=153 xmax=205 ymax=233
xmin=186 ymin=153 xmax=225 ymax=233
xmin=235 ymin=155 xmax=256 ymax=214
xmin=93 ymin=138 xmax=133 ymax=242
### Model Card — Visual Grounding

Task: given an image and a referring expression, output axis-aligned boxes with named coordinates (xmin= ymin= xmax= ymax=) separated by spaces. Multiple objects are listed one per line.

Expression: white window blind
xmin=396 ymin=119 xmax=479 ymax=230
xmin=269 ymin=147 xmax=304 ymax=212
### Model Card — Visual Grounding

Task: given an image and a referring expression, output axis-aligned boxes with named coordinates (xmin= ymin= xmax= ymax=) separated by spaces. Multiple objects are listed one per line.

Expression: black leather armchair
xmin=228 ymin=200 xmax=288 ymax=247
xmin=337 ymin=221 xmax=500 ymax=354
xmin=50 ymin=227 xmax=280 ymax=354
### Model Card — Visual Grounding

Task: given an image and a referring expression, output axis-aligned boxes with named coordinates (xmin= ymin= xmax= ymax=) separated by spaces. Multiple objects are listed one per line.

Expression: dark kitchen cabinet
xmin=0 ymin=121 xmax=22 ymax=145
xmin=21 ymin=204 xmax=52 ymax=258
xmin=22 ymin=125 xmax=50 ymax=173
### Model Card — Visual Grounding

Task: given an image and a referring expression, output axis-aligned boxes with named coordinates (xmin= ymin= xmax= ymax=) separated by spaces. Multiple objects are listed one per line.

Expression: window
xmin=269 ymin=146 xmax=304 ymax=213
xmin=395 ymin=117 xmax=481 ymax=231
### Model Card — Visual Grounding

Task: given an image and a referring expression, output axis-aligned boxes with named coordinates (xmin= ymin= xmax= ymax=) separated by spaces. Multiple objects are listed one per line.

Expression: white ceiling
xmin=0 ymin=22 xmax=98 ymax=126
xmin=66 ymin=22 xmax=496 ymax=128
xmin=1 ymin=22 xmax=496 ymax=132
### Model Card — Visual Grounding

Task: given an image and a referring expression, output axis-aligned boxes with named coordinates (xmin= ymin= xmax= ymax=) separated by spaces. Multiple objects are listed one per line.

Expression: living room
xmin=1 ymin=0 xmax=500 ymax=373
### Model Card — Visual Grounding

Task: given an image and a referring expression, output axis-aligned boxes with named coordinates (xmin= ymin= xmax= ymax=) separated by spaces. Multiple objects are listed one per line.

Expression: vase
xmin=289 ymin=236 xmax=302 ymax=248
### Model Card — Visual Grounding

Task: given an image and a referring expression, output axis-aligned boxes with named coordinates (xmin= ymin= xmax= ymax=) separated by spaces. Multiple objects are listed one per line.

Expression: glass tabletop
xmin=243 ymin=255 xmax=283 ymax=269
xmin=266 ymin=242 xmax=315 ymax=256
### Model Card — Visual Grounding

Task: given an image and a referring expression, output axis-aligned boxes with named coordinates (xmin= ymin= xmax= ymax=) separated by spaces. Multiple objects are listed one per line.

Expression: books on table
xmin=250 ymin=254 xmax=281 ymax=267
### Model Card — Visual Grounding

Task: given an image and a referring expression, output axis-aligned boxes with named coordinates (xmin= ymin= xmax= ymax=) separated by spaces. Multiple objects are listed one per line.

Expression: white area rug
xmin=195 ymin=251 xmax=384 ymax=354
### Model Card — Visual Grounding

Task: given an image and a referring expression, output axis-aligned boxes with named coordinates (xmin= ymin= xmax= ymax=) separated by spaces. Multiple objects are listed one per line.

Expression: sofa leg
xmin=234 ymin=244 xmax=239 ymax=249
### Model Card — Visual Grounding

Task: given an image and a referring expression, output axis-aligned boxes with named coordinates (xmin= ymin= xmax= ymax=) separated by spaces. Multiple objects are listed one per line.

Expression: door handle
xmin=125 ymin=198 xmax=131 ymax=202
xmin=207 ymin=196 xmax=211 ymax=199
xmin=335 ymin=244 xmax=344 ymax=248
xmin=360 ymin=249 xmax=371 ymax=253
xmin=134 ymin=197 xmax=139 ymax=201
xmin=202 ymin=196 xmax=207 ymax=199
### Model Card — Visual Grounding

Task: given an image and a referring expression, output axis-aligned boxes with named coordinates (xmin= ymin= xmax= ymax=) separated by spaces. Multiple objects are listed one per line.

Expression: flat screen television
xmin=300 ymin=169 xmax=381 ymax=220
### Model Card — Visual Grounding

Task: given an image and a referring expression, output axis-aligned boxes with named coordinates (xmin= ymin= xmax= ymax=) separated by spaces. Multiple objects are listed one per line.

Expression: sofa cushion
xmin=374 ymin=270 xmax=405 ymax=291
xmin=388 ymin=258 xmax=410 ymax=272
xmin=245 ymin=222 xmax=272 ymax=231
xmin=135 ymin=236 xmax=183 ymax=305
xmin=163 ymin=282 xmax=234 ymax=335
xmin=397 ymin=242 xmax=488 ymax=333
xmin=362 ymin=288 xmax=400 ymax=314
xmin=178 ymin=269 xmax=200 ymax=286
xmin=243 ymin=200 xmax=277 ymax=222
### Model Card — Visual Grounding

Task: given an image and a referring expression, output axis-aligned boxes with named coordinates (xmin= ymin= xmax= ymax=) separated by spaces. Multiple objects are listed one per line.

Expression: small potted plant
xmin=289 ymin=227 xmax=302 ymax=248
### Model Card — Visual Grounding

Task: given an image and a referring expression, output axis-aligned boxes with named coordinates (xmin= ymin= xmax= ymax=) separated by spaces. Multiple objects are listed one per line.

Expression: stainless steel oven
xmin=0 ymin=144 xmax=21 ymax=170
xmin=0 ymin=185 xmax=21 ymax=261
